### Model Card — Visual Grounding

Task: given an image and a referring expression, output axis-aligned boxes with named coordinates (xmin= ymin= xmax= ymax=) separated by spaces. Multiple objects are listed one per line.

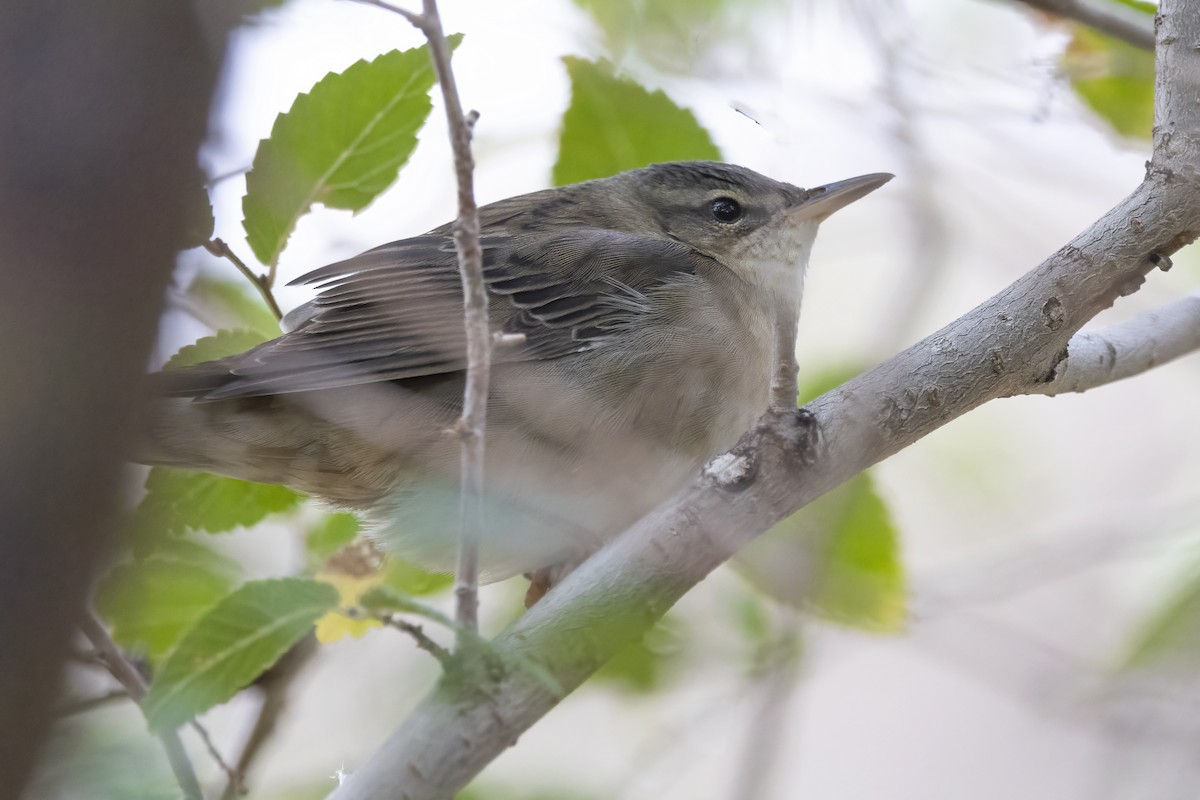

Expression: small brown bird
xmin=142 ymin=162 xmax=889 ymax=588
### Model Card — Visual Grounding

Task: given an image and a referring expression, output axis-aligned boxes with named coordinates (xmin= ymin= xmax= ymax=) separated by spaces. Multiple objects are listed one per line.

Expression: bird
xmin=141 ymin=161 xmax=890 ymax=595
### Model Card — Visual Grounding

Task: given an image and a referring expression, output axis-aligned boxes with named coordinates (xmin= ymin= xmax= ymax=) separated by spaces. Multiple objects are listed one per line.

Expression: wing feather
xmin=179 ymin=228 xmax=709 ymax=400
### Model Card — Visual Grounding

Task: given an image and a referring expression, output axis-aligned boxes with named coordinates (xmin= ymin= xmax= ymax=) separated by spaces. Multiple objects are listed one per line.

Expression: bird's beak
xmin=790 ymin=173 xmax=893 ymax=221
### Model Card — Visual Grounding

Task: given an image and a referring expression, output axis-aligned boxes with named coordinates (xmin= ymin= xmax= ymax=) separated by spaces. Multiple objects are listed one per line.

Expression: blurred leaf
xmin=242 ymin=39 xmax=460 ymax=267
xmin=359 ymin=584 xmax=454 ymax=628
xmin=95 ymin=540 xmax=240 ymax=662
xmin=1122 ymin=560 xmax=1200 ymax=671
xmin=553 ymin=57 xmax=721 ymax=185
xmin=382 ymin=556 xmax=454 ymax=597
xmin=306 ymin=512 xmax=361 ymax=560
xmin=163 ymin=329 xmax=267 ymax=369
xmin=735 ymin=364 xmax=904 ymax=630
xmin=142 ymin=578 xmax=338 ymax=731
xmin=1110 ymin=0 xmax=1156 ymax=14
xmin=735 ymin=472 xmax=906 ymax=633
xmin=796 ymin=364 xmax=861 ymax=405
xmin=730 ymin=585 xmax=772 ymax=648
xmin=132 ymin=468 xmax=302 ymax=541
xmin=33 ymin=723 xmax=183 ymax=800
xmin=187 ymin=276 xmax=281 ymax=339
xmin=592 ymin=616 xmax=687 ymax=693
xmin=572 ymin=0 xmax=775 ymax=74
xmin=1064 ymin=26 xmax=1154 ymax=139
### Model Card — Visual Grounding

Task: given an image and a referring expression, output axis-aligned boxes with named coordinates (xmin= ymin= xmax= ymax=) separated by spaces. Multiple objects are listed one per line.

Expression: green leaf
xmin=242 ymin=39 xmax=461 ymax=267
xmin=306 ymin=512 xmax=361 ymax=560
xmin=571 ymin=0 xmax=773 ymax=75
xmin=1064 ymin=26 xmax=1154 ymax=139
xmin=163 ymin=329 xmax=269 ymax=369
xmin=553 ymin=57 xmax=721 ymax=186
xmin=592 ymin=616 xmax=687 ymax=693
xmin=1122 ymin=560 xmax=1200 ymax=671
xmin=381 ymin=557 xmax=454 ymax=597
xmin=132 ymin=468 xmax=302 ymax=540
xmin=95 ymin=540 xmax=240 ymax=662
xmin=187 ymin=276 xmax=281 ymax=339
xmin=1110 ymin=0 xmax=1155 ymax=14
xmin=734 ymin=472 xmax=906 ymax=633
xmin=142 ymin=578 xmax=338 ymax=731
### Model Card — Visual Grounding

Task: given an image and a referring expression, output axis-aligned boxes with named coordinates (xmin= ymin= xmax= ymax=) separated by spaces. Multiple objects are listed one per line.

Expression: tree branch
xmin=79 ymin=612 xmax=203 ymax=800
xmin=1029 ymin=292 xmax=1200 ymax=395
xmin=204 ymin=237 xmax=284 ymax=322
xmin=354 ymin=0 xmax=489 ymax=637
xmin=326 ymin=1 xmax=1199 ymax=796
xmin=1007 ymin=0 xmax=1155 ymax=51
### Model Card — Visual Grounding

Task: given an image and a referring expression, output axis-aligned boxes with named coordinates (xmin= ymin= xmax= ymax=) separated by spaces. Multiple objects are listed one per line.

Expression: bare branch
xmin=351 ymin=0 xmax=488 ymax=637
xmin=191 ymin=720 xmax=241 ymax=795
xmin=79 ymin=612 xmax=203 ymax=800
xmin=325 ymin=1 xmax=1200 ymax=795
xmin=346 ymin=0 xmax=423 ymax=27
xmin=379 ymin=615 xmax=455 ymax=667
xmin=419 ymin=0 xmax=490 ymax=639
xmin=1029 ymin=292 xmax=1200 ymax=395
xmin=1008 ymin=0 xmax=1155 ymax=51
xmin=221 ymin=636 xmax=317 ymax=800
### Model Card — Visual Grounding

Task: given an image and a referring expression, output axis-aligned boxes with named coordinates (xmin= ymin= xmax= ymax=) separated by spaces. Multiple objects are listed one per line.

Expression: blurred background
xmin=32 ymin=0 xmax=1200 ymax=798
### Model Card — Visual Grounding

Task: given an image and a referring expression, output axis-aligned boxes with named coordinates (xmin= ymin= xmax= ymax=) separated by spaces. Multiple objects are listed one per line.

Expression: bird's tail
xmin=136 ymin=367 xmax=444 ymax=505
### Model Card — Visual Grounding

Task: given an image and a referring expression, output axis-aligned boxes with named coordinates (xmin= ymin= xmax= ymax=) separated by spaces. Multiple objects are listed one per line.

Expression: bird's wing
xmin=179 ymin=229 xmax=707 ymax=400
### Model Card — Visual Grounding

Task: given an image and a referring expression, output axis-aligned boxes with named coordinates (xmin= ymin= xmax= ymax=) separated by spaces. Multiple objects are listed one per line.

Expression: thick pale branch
xmin=327 ymin=2 xmax=1200 ymax=797
xmin=1008 ymin=0 xmax=1154 ymax=50
xmin=1030 ymin=292 xmax=1200 ymax=395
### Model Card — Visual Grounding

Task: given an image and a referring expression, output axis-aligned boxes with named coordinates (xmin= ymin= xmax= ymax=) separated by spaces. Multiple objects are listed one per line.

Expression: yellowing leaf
xmin=314 ymin=570 xmax=383 ymax=643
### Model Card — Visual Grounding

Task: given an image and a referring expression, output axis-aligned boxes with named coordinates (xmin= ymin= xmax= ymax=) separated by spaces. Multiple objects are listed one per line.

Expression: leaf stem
xmin=204 ymin=238 xmax=284 ymax=321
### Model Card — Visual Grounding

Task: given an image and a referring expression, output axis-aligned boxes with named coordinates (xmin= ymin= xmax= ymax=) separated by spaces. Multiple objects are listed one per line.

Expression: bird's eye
xmin=710 ymin=197 xmax=742 ymax=223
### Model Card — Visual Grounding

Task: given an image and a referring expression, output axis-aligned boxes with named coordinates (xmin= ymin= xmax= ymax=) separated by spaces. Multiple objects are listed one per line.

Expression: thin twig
xmin=423 ymin=0 xmax=489 ymax=641
xmin=191 ymin=719 xmax=241 ymax=795
xmin=855 ymin=0 xmax=951 ymax=355
xmin=1009 ymin=0 xmax=1155 ymax=51
xmin=221 ymin=636 xmax=317 ymax=800
xmin=346 ymin=0 xmax=422 ymax=26
xmin=380 ymin=614 xmax=455 ymax=667
xmin=205 ymin=165 xmax=251 ymax=189
xmin=731 ymin=614 xmax=804 ymax=800
xmin=204 ymin=237 xmax=284 ymax=321
xmin=355 ymin=0 xmax=489 ymax=636
xmin=79 ymin=611 xmax=203 ymax=800
xmin=56 ymin=688 xmax=129 ymax=717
